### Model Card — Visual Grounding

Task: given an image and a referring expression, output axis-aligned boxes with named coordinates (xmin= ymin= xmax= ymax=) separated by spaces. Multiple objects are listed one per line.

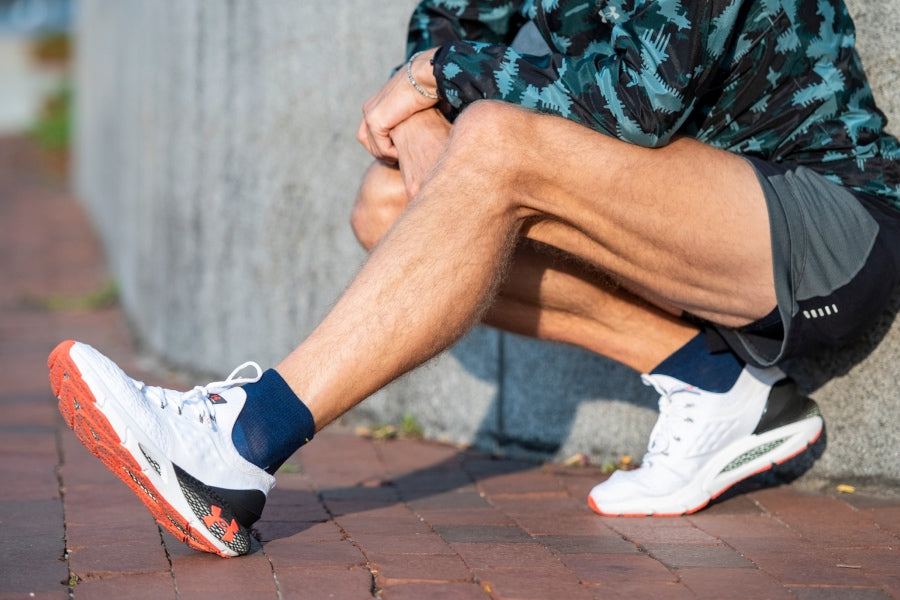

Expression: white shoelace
xmin=137 ymin=362 xmax=263 ymax=425
xmin=640 ymin=374 xmax=701 ymax=466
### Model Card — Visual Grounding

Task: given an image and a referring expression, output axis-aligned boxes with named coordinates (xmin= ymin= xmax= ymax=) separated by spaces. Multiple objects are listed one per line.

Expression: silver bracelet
xmin=406 ymin=51 xmax=439 ymax=100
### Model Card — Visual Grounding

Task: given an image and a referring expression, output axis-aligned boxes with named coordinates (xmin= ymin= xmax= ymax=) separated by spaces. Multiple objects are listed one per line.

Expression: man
xmin=49 ymin=0 xmax=899 ymax=557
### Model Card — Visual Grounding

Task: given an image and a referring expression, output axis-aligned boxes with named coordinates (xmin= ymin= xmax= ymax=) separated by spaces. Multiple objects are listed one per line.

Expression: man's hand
xmin=357 ymin=48 xmax=439 ymax=163
xmin=392 ymin=108 xmax=451 ymax=200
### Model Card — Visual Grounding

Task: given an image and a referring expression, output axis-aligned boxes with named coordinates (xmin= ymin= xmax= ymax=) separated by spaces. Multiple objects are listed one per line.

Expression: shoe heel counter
xmin=212 ymin=486 xmax=267 ymax=528
xmin=754 ymin=378 xmax=820 ymax=435
xmin=174 ymin=465 xmax=265 ymax=555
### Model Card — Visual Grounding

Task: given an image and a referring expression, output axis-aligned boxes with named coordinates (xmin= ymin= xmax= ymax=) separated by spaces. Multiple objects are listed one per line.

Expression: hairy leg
xmin=280 ymin=101 xmax=773 ymax=428
xmin=351 ymin=160 xmax=698 ymax=372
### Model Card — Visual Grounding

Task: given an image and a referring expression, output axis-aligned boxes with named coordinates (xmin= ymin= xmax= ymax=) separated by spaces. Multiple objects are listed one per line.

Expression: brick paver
xmin=1 ymin=135 xmax=898 ymax=599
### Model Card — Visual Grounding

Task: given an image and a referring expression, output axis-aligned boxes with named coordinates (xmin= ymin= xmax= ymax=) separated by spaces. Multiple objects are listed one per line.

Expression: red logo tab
xmin=208 ymin=393 xmax=227 ymax=404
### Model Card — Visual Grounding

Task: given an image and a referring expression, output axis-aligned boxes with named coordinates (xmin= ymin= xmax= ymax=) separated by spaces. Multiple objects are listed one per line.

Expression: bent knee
xmin=453 ymin=100 xmax=527 ymax=133
xmin=435 ymin=101 xmax=548 ymax=217
xmin=451 ymin=101 xmax=535 ymax=148
xmin=442 ymin=101 xmax=537 ymax=184
xmin=351 ymin=162 xmax=409 ymax=250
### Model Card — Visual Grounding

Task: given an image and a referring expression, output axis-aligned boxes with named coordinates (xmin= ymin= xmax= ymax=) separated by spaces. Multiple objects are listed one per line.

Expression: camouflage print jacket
xmin=407 ymin=0 xmax=900 ymax=207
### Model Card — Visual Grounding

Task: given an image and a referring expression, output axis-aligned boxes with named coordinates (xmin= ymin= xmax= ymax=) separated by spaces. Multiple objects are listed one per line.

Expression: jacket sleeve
xmin=432 ymin=0 xmax=726 ymax=147
xmin=406 ymin=0 xmax=530 ymax=57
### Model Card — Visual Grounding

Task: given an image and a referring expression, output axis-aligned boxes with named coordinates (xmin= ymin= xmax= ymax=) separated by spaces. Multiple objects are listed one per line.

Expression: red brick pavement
xmin=1 ymin=135 xmax=898 ymax=599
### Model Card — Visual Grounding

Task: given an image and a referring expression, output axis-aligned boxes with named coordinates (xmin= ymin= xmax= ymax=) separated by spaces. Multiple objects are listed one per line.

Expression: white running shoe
xmin=48 ymin=340 xmax=276 ymax=557
xmin=588 ymin=365 xmax=823 ymax=516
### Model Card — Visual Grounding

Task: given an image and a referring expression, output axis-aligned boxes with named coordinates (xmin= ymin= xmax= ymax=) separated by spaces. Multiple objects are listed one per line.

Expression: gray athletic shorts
xmin=711 ymin=158 xmax=900 ymax=367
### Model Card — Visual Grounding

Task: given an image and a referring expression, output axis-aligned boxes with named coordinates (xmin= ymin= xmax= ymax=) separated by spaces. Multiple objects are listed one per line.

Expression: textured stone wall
xmin=75 ymin=0 xmax=899 ymax=482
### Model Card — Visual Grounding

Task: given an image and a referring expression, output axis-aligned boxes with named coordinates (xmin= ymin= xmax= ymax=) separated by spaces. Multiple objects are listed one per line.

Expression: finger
xmin=367 ymin=123 xmax=399 ymax=161
xmin=360 ymin=108 xmax=394 ymax=160
xmin=357 ymin=118 xmax=397 ymax=163
xmin=356 ymin=119 xmax=369 ymax=148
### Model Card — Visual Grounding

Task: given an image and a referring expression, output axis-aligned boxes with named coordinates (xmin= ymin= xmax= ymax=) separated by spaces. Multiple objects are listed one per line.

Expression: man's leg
xmin=278 ymin=101 xmax=777 ymax=427
xmin=351 ymin=159 xmax=698 ymax=373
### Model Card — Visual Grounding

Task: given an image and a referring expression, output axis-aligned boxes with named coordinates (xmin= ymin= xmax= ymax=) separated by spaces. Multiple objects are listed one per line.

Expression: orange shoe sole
xmin=49 ymin=340 xmax=234 ymax=557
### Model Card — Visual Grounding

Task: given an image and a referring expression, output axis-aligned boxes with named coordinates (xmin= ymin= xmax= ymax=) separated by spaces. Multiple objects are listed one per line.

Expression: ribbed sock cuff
xmin=232 ymin=369 xmax=315 ymax=475
xmin=652 ymin=332 xmax=745 ymax=393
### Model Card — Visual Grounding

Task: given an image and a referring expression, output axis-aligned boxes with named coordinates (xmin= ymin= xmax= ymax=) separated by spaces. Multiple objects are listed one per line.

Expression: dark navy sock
xmin=231 ymin=369 xmax=315 ymax=475
xmin=651 ymin=332 xmax=745 ymax=393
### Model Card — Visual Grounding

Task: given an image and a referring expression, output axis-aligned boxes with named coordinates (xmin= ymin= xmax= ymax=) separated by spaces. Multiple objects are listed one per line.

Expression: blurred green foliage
xmin=30 ymin=84 xmax=71 ymax=151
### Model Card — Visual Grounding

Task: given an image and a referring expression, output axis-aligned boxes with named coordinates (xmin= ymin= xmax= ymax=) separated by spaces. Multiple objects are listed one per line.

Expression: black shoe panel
xmin=754 ymin=378 xmax=821 ymax=435
xmin=173 ymin=465 xmax=266 ymax=555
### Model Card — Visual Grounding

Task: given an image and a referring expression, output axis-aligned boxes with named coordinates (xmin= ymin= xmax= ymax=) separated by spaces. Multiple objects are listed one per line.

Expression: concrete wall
xmin=75 ymin=0 xmax=899 ymax=483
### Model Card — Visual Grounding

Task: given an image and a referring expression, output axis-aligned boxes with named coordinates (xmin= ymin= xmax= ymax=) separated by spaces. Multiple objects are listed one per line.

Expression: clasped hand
xmin=357 ymin=48 xmax=450 ymax=199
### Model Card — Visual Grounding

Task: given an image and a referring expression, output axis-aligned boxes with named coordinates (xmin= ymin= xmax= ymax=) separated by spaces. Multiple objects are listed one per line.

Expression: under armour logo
xmin=203 ymin=505 xmax=240 ymax=542
xmin=598 ymin=5 xmax=621 ymax=23
xmin=802 ymin=304 xmax=838 ymax=319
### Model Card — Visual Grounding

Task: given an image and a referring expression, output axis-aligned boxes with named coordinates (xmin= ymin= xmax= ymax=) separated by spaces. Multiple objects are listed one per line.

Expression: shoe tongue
xmin=641 ymin=373 xmax=696 ymax=397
